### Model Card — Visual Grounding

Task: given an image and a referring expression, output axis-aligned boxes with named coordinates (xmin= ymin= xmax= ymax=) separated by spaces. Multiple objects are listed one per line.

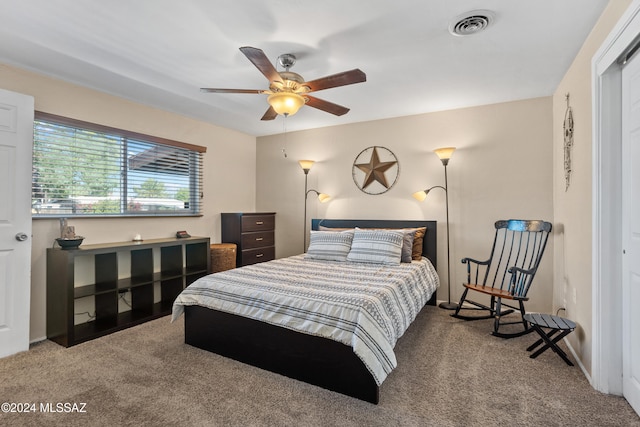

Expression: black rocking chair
xmin=452 ymin=219 xmax=552 ymax=338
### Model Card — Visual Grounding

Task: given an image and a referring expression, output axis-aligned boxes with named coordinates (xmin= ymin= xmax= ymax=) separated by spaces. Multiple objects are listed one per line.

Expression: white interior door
xmin=0 ymin=88 xmax=33 ymax=358
xmin=622 ymin=51 xmax=640 ymax=415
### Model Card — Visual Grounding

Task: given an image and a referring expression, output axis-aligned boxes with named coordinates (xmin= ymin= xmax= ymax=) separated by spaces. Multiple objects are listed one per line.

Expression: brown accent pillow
xmin=410 ymin=227 xmax=427 ymax=260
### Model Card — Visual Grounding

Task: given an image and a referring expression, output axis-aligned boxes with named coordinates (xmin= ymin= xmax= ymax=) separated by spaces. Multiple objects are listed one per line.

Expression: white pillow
xmin=347 ymin=229 xmax=404 ymax=264
xmin=305 ymin=230 xmax=354 ymax=261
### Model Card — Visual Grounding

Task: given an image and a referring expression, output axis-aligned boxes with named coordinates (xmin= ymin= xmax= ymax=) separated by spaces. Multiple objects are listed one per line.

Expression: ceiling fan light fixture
xmin=268 ymin=91 xmax=306 ymax=116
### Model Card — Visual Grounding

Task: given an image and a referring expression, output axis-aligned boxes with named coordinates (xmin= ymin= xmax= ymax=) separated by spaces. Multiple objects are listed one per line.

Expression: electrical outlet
xmin=572 ymin=288 xmax=577 ymax=304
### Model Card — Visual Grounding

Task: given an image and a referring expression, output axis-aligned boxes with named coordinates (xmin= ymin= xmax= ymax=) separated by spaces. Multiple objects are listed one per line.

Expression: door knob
xmin=15 ymin=233 xmax=28 ymax=242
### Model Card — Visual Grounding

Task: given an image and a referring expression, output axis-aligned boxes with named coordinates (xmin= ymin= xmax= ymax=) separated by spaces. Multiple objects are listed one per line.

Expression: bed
xmin=172 ymin=219 xmax=438 ymax=404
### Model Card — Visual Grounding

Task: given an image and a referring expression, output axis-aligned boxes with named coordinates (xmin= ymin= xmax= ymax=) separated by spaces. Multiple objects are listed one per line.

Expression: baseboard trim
xmin=30 ymin=336 xmax=47 ymax=345
xmin=563 ymin=336 xmax=600 ymax=392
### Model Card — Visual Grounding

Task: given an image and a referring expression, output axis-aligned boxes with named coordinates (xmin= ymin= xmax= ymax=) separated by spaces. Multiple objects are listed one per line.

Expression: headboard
xmin=310 ymin=219 xmax=438 ymax=270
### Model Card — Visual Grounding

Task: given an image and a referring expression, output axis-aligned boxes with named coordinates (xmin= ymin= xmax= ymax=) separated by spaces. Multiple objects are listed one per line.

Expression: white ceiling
xmin=0 ymin=0 xmax=609 ymax=137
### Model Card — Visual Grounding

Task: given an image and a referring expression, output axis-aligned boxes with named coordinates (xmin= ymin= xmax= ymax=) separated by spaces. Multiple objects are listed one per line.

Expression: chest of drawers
xmin=221 ymin=212 xmax=276 ymax=266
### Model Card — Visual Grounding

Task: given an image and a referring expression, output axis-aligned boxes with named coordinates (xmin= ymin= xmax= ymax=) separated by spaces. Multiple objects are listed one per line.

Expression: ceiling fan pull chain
xmin=282 ymin=115 xmax=288 ymax=158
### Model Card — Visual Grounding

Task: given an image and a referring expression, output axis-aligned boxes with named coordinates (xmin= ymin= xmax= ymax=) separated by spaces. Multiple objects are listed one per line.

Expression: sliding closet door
xmin=621 ymin=49 xmax=640 ymax=416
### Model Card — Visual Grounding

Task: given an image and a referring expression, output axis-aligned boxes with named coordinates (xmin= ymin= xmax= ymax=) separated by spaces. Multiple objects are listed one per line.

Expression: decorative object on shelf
xmin=413 ymin=146 xmax=456 ymax=310
xmin=352 ymin=146 xmax=399 ymax=195
xmin=55 ymin=217 xmax=84 ymax=249
xmin=133 ymin=233 xmax=143 ymax=242
xmin=55 ymin=237 xmax=85 ymax=249
xmin=564 ymin=93 xmax=574 ymax=192
xmin=300 ymin=160 xmax=331 ymax=252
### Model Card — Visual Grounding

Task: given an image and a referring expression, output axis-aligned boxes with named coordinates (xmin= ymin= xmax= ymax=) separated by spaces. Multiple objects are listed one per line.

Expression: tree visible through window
xmin=32 ymin=112 xmax=205 ymax=217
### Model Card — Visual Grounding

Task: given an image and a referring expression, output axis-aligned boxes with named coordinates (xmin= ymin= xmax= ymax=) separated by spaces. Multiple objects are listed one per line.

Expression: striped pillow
xmin=319 ymin=225 xmax=425 ymax=262
xmin=305 ymin=230 xmax=354 ymax=261
xmin=347 ymin=229 xmax=404 ymax=264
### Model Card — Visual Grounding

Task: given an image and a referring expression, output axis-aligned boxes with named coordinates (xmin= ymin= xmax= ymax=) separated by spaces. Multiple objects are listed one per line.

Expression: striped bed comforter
xmin=171 ymin=254 xmax=439 ymax=385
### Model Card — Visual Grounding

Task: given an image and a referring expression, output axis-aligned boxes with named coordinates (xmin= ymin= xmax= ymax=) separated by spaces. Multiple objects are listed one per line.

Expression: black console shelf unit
xmin=46 ymin=236 xmax=210 ymax=347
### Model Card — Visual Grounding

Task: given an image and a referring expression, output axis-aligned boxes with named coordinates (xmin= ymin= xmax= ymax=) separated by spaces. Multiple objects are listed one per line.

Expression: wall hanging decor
xmin=352 ymin=146 xmax=399 ymax=195
xmin=564 ymin=93 xmax=574 ymax=192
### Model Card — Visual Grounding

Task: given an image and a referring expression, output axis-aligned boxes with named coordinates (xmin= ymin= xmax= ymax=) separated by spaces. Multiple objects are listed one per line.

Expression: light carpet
xmin=1 ymin=307 xmax=638 ymax=426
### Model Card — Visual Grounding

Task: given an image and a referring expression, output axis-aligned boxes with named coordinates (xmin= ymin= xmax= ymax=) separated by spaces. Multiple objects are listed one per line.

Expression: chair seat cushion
xmin=462 ymin=283 xmax=529 ymax=301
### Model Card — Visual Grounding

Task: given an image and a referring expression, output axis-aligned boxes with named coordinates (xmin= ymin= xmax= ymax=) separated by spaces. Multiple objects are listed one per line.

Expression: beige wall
xmin=551 ymin=0 xmax=633 ymax=375
xmin=256 ymin=97 xmax=554 ymax=309
xmin=0 ymin=63 xmax=258 ymax=342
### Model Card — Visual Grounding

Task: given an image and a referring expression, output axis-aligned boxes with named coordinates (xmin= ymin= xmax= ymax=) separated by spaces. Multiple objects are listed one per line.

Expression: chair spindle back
xmin=469 ymin=219 xmax=552 ymax=298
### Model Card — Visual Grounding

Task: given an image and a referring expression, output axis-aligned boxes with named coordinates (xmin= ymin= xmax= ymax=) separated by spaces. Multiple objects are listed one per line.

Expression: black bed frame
xmin=184 ymin=219 xmax=437 ymax=404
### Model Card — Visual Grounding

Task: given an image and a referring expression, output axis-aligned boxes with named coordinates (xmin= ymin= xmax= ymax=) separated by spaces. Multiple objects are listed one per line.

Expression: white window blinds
xmin=32 ymin=112 xmax=205 ymax=217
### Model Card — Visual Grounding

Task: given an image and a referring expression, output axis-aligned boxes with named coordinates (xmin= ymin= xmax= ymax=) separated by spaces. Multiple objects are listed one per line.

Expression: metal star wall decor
xmin=352 ymin=146 xmax=399 ymax=195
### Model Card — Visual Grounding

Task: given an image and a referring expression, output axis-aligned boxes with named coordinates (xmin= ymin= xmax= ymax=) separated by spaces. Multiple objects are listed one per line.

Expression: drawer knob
xmin=255 ymin=237 xmax=263 ymax=241
xmin=256 ymin=253 xmax=264 ymax=258
xmin=256 ymin=221 xmax=264 ymax=225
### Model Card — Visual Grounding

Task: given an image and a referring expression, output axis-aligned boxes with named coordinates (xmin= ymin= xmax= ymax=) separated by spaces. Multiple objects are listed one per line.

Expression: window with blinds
xmin=32 ymin=112 xmax=205 ymax=217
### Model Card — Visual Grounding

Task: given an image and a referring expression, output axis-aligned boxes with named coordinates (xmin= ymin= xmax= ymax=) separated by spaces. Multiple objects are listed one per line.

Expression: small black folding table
xmin=523 ymin=313 xmax=576 ymax=366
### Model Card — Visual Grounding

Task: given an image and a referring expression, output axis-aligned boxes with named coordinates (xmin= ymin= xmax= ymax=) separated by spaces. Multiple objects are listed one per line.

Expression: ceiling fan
xmin=200 ymin=46 xmax=366 ymax=120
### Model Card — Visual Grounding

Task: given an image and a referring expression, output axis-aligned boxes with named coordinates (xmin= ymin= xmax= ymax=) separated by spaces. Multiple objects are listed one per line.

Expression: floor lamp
xmin=412 ymin=147 xmax=457 ymax=310
xmin=299 ymin=160 xmax=330 ymax=252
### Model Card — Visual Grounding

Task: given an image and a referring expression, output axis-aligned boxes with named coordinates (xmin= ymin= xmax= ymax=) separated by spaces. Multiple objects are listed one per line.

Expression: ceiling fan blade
xmin=304 ymin=69 xmax=366 ymax=92
xmin=200 ymin=88 xmax=263 ymax=94
xmin=240 ymin=46 xmax=282 ymax=83
xmin=261 ymin=106 xmax=278 ymax=121
xmin=306 ymin=96 xmax=350 ymax=116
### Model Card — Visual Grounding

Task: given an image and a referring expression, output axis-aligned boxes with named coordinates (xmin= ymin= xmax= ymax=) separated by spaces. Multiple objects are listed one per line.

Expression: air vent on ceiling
xmin=449 ymin=10 xmax=494 ymax=36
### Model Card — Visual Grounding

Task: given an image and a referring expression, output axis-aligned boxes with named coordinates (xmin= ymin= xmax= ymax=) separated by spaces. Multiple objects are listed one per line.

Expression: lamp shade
xmin=412 ymin=190 xmax=427 ymax=201
xmin=434 ymin=147 xmax=456 ymax=165
xmin=317 ymin=193 xmax=331 ymax=203
xmin=298 ymin=160 xmax=315 ymax=172
xmin=268 ymin=92 xmax=305 ymax=116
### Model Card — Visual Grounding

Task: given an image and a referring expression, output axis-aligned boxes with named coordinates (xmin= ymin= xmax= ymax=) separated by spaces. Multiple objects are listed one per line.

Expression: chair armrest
xmin=461 ymin=257 xmax=490 ymax=266
xmin=508 ymin=265 xmax=536 ymax=275
xmin=461 ymin=257 xmax=490 ymax=284
xmin=507 ymin=266 xmax=537 ymax=298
